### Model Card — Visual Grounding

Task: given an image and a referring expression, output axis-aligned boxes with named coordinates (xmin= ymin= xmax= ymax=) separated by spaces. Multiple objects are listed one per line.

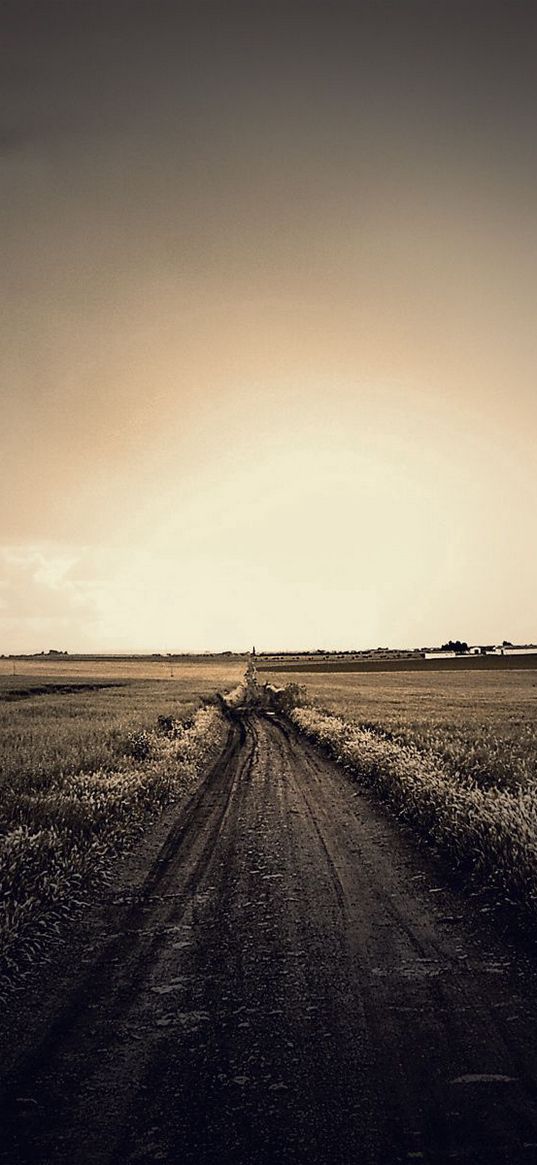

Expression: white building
xmin=424 ymin=651 xmax=458 ymax=659
xmin=501 ymin=645 xmax=537 ymax=655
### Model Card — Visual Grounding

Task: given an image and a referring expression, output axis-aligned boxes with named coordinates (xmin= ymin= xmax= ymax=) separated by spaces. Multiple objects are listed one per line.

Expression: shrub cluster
xmin=224 ymin=682 xmax=247 ymax=709
xmin=0 ymin=706 xmax=227 ymax=985
xmin=290 ymin=705 xmax=537 ymax=911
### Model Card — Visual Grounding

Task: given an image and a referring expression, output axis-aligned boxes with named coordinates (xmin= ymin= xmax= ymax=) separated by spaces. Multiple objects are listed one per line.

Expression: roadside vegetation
xmin=4 ymin=659 xmax=537 ymax=986
xmin=274 ymin=670 xmax=537 ymax=916
xmin=0 ymin=665 xmax=241 ymax=987
xmin=0 ymin=664 xmax=242 ymax=789
xmin=265 ymin=670 xmax=537 ymax=792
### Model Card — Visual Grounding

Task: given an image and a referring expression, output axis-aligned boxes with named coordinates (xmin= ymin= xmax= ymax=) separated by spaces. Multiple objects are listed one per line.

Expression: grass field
xmin=0 ymin=661 xmax=243 ymax=790
xmin=0 ymin=661 xmax=242 ymax=984
xmin=4 ymin=658 xmax=537 ymax=981
xmin=263 ymin=669 xmax=537 ymax=792
xmin=268 ymin=668 xmax=537 ymax=916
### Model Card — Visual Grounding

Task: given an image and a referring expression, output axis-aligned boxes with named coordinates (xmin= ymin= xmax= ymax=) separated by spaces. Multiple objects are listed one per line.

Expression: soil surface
xmin=3 ymin=711 xmax=537 ymax=1164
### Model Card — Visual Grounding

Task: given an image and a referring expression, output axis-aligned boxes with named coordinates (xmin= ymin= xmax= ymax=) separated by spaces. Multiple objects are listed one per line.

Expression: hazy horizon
xmin=3 ymin=1 xmax=537 ymax=654
xmin=4 ymin=635 xmax=537 ymax=659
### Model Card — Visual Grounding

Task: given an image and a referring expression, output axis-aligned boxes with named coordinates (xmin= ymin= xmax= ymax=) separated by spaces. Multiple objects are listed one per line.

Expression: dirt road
xmin=3 ymin=712 xmax=537 ymax=1164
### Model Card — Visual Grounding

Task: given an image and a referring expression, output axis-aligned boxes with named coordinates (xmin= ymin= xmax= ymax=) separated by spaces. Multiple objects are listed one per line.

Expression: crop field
xmin=266 ymin=667 xmax=537 ymax=914
xmin=264 ymin=668 xmax=537 ymax=791
xmin=0 ymin=660 xmax=242 ymax=984
xmin=0 ymin=660 xmax=243 ymax=787
xmin=4 ymin=658 xmax=537 ymax=989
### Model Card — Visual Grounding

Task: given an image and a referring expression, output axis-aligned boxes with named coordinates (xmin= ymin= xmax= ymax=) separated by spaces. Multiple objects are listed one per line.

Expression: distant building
xmin=424 ymin=650 xmax=458 ymax=659
xmin=501 ymin=645 xmax=537 ymax=655
xmin=425 ymin=644 xmax=537 ymax=660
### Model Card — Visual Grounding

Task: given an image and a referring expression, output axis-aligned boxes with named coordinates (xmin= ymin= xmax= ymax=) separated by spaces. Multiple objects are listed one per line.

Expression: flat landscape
xmin=0 ymin=658 xmax=244 ymax=785
xmin=258 ymin=654 xmax=537 ymax=672
xmin=6 ymin=0 xmax=536 ymax=1160
xmin=0 ymin=660 xmax=243 ymax=981
xmin=261 ymin=667 xmax=537 ymax=791
xmin=2 ymin=660 xmax=537 ymax=1162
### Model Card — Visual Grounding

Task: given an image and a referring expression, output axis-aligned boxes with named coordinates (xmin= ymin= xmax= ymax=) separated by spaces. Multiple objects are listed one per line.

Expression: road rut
xmin=3 ymin=712 xmax=537 ymax=1163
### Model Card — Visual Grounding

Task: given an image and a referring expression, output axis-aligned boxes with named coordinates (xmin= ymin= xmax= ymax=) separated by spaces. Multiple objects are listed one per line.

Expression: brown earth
xmin=257 ymin=654 xmax=537 ymax=673
xmin=2 ymin=712 xmax=537 ymax=1164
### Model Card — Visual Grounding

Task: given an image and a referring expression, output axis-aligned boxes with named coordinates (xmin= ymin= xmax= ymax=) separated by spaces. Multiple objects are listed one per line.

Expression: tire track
xmin=4 ymin=712 xmax=537 ymax=1163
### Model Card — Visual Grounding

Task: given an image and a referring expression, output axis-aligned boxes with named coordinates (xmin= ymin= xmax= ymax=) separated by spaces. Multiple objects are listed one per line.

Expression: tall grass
xmin=0 ymin=668 xmax=240 ymax=986
xmin=264 ymin=669 xmax=537 ymax=792
xmin=0 ymin=665 xmax=242 ymax=791
xmin=289 ymin=702 xmax=537 ymax=914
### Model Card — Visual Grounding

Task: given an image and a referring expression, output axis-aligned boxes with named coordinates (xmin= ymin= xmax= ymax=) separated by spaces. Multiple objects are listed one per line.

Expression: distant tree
xmin=440 ymin=640 xmax=468 ymax=654
xmin=502 ymin=640 xmax=513 ymax=647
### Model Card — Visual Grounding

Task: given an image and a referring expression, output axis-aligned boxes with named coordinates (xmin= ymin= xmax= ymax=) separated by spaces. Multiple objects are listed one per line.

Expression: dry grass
xmin=290 ymin=703 xmax=537 ymax=909
xmin=264 ymin=669 xmax=537 ymax=791
xmin=0 ymin=663 xmax=241 ymax=985
xmin=273 ymin=669 xmax=537 ymax=915
xmin=0 ymin=663 xmax=242 ymax=791
xmin=0 ymin=656 xmax=245 ymax=681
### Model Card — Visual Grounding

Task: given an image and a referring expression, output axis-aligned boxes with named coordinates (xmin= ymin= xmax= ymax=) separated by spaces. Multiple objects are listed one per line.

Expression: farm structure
xmin=424 ymin=644 xmax=537 ymax=660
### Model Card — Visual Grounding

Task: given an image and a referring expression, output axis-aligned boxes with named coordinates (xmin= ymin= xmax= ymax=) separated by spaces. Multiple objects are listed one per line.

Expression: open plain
xmin=2 ymin=666 xmax=537 ymax=1161
xmin=261 ymin=667 xmax=537 ymax=792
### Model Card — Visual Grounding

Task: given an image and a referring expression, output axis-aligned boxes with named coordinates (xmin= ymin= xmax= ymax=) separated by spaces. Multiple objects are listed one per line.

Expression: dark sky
xmin=2 ymin=1 xmax=537 ymax=650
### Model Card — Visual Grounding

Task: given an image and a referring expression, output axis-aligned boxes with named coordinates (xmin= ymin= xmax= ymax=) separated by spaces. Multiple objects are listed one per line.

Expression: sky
xmin=1 ymin=0 xmax=537 ymax=653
